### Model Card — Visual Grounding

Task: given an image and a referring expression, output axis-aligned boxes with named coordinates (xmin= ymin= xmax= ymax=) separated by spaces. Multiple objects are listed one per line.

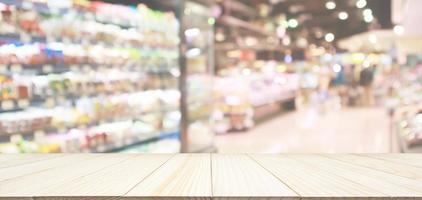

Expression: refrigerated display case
xmin=213 ymin=61 xmax=299 ymax=133
xmin=179 ymin=0 xmax=216 ymax=152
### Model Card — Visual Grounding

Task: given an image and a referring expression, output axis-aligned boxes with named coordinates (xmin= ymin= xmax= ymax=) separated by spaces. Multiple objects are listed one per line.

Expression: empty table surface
xmin=0 ymin=154 xmax=422 ymax=199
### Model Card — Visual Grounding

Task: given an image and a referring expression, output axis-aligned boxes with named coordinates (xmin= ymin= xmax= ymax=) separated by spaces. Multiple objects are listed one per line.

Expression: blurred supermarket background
xmin=0 ymin=0 xmax=421 ymax=153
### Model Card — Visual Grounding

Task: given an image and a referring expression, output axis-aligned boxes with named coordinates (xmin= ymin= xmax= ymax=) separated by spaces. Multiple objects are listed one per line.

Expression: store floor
xmin=216 ymin=107 xmax=398 ymax=153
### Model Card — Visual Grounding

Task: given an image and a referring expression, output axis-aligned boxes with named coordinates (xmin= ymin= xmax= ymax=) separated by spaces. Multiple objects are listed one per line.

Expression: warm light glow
xmin=215 ymin=32 xmax=225 ymax=41
xmin=325 ymin=1 xmax=336 ymax=10
xmin=324 ymin=33 xmax=335 ymax=42
xmin=364 ymin=14 xmax=373 ymax=23
xmin=296 ymin=37 xmax=308 ymax=48
xmin=332 ymin=64 xmax=342 ymax=73
xmin=394 ymin=25 xmax=405 ymax=35
xmin=288 ymin=19 xmax=298 ymax=28
xmin=356 ymin=0 xmax=367 ymax=8
xmin=227 ymin=50 xmax=241 ymax=58
xmin=338 ymin=12 xmax=348 ymax=20
xmin=186 ymin=48 xmax=201 ymax=58
xmin=363 ymin=8 xmax=372 ymax=16
xmin=184 ymin=28 xmax=200 ymax=37
xmin=245 ymin=37 xmax=258 ymax=46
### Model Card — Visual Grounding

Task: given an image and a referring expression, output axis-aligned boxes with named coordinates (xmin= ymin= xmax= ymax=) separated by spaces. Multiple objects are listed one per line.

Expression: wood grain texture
xmin=0 ymin=154 xmax=61 ymax=169
xmin=211 ymin=154 xmax=298 ymax=198
xmin=324 ymin=154 xmax=422 ymax=181
xmin=0 ymin=154 xmax=134 ymax=196
xmin=0 ymin=154 xmax=93 ymax=182
xmin=0 ymin=154 xmax=421 ymax=200
xmin=126 ymin=154 xmax=212 ymax=197
xmin=288 ymin=155 xmax=422 ymax=197
xmin=365 ymin=154 xmax=422 ymax=168
xmin=39 ymin=154 xmax=173 ymax=196
xmin=250 ymin=154 xmax=385 ymax=198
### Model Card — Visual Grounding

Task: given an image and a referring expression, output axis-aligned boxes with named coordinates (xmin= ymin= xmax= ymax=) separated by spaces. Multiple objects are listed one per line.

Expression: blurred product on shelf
xmin=118 ymin=138 xmax=181 ymax=153
xmin=388 ymin=62 xmax=422 ymax=152
xmin=0 ymin=90 xmax=180 ymax=134
xmin=0 ymin=0 xmax=181 ymax=153
xmin=395 ymin=108 xmax=422 ymax=152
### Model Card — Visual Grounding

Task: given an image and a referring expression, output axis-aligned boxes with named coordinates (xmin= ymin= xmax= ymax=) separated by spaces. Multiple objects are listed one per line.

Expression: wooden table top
xmin=0 ymin=154 xmax=422 ymax=199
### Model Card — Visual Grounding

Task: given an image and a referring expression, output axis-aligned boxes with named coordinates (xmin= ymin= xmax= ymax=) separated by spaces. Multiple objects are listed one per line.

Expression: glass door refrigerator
xmin=179 ymin=0 xmax=216 ymax=152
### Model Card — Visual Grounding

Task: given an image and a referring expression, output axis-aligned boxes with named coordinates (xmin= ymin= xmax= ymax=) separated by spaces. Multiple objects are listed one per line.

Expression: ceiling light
xmin=363 ymin=14 xmax=373 ymax=23
xmin=325 ymin=1 xmax=336 ymax=10
xmin=184 ymin=28 xmax=200 ymax=37
xmin=363 ymin=8 xmax=372 ymax=16
xmin=338 ymin=11 xmax=348 ymax=20
xmin=393 ymin=25 xmax=405 ymax=35
xmin=356 ymin=0 xmax=367 ymax=8
xmin=186 ymin=48 xmax=201 ymax=58
xmin=332 ymin=64 xmax=342 ymax=73
xmin=324 ymin=33 xmax=335 ymax=42
xmin=288 ymin=19 xmax=298 ymax=28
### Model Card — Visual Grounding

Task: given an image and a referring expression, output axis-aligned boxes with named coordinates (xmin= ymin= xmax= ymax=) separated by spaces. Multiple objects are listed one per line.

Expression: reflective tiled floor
xmin=216 ymin=107 xmax=397 ymax=153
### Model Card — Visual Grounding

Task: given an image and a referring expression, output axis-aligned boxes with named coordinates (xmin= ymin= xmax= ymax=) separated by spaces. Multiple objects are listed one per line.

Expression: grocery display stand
xmin=0 ymin=0 xmax=216 ymax=153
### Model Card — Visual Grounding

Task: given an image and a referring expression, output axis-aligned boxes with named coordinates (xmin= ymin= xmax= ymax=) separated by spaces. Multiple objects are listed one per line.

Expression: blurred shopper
xmin=331 ymin=64 xmax=348 ymax=106
xmin=348 ymin=83 xmax=360 ymax=106
xmin=343 ymin=65 xmax=358 ymax=106
xmin=359 ymin=65 xmax=376 ymax=106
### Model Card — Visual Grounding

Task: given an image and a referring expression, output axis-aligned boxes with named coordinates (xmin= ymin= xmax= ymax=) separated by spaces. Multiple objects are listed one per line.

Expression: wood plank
xmin=211 ymin=154 xmax=298 ymax=199
xmin=325 ymin=154 xmax=422 ymax=181
xmin=37 ymin=154 xmax=173 ymax=197
xmin=288 ymin=155 xmax=422 ymax=197
xmin=250 ymin=154 xmax=385 ymax=198
xmin=0 ymin=154 xmax=94 ymax=182
xmin=365 ymin=154 xmax=422 ymax=168
xmin=0 ymin=154 xmax=421 ymax=199
xmin=0 ymin=154 xmax=134 ymax=197
xmin=126 ymin=154 xmax=212 ymax=198
xmin=0 ymin=154 xmax=61 ymax=169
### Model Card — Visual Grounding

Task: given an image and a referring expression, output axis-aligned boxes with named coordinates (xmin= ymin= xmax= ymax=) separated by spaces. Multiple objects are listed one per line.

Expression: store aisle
xmin=216 ymin=107 xmax=395 ymax=153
